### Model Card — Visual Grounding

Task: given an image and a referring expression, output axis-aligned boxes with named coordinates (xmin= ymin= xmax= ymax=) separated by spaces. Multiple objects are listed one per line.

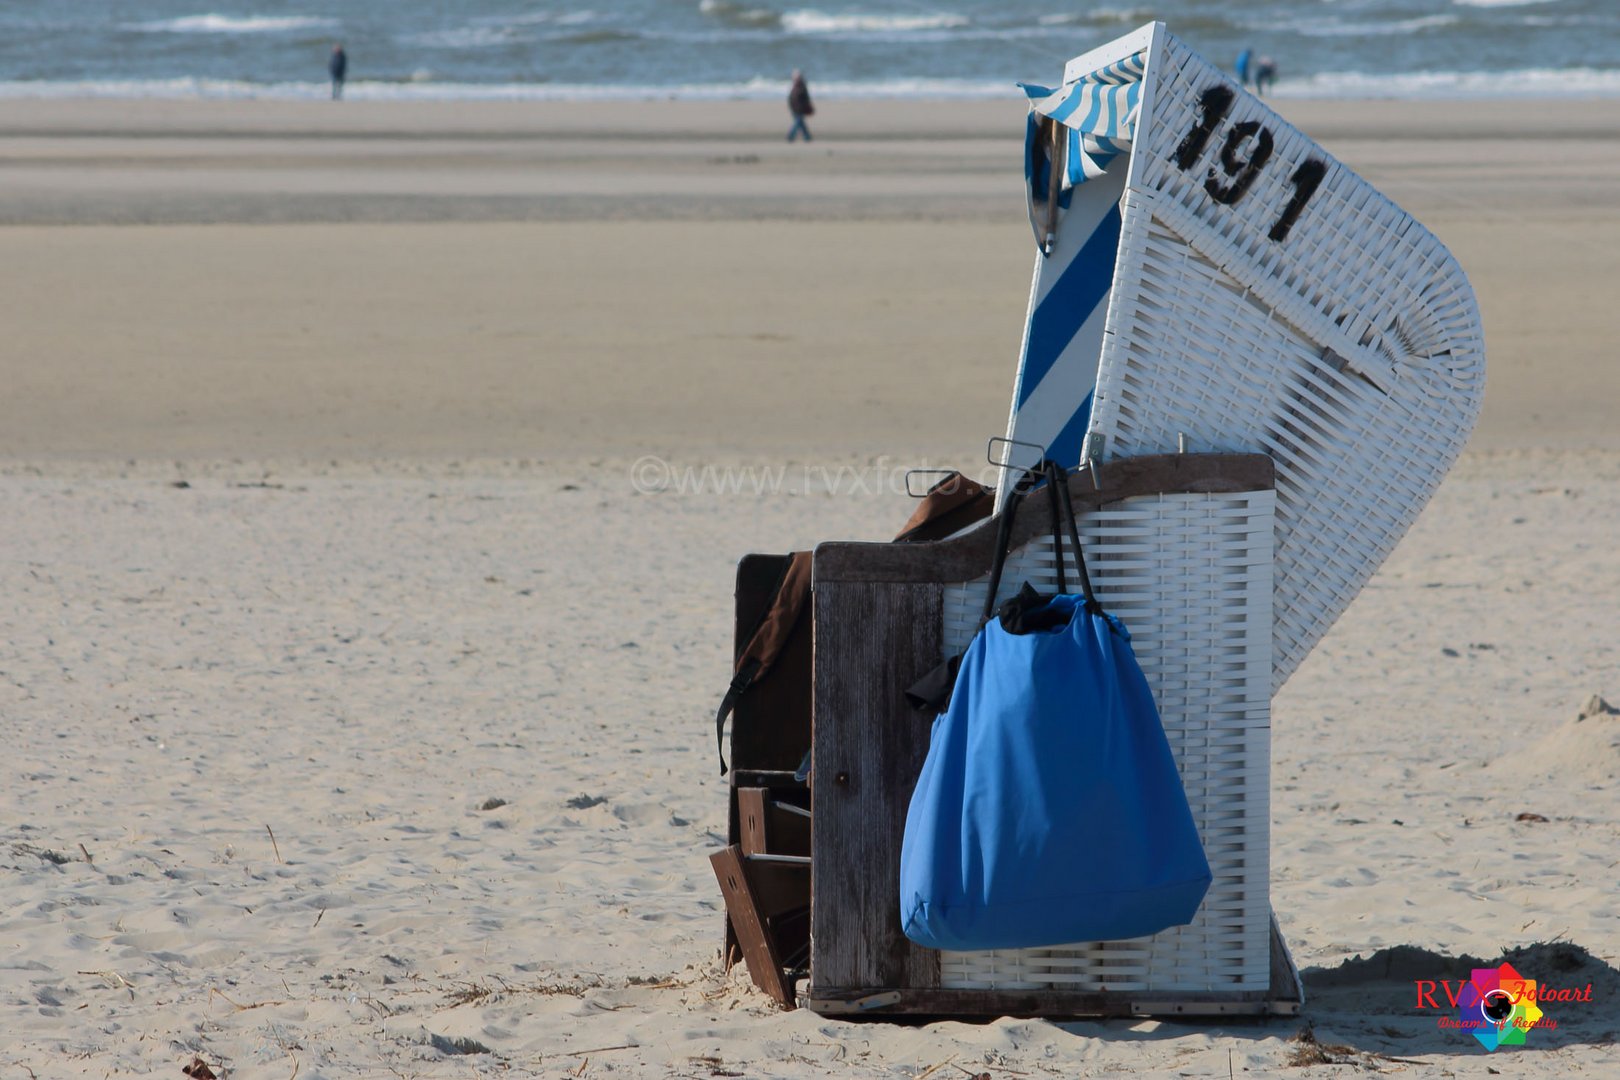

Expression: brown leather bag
xmin=715 ymin=472 xmax=994 ymax=772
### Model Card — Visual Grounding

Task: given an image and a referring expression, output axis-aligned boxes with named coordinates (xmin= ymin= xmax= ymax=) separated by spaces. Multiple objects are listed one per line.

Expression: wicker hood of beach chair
xmin=1004 ymin=23 xmax=1485 ymax=692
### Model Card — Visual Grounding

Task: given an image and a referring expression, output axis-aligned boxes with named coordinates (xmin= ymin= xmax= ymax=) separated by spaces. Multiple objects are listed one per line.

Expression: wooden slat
xmin=738 ymin=787 xmax=770 ymax=856
xmin=710 ymin=846 xmax=799 ymax=1009
xmin=813 ymin=453 xmax=1273 ymax=584
xmin=738 ymin=787 xmax=811 ymax=857
xmin=810 ymin=580 xmax=943 ymax=996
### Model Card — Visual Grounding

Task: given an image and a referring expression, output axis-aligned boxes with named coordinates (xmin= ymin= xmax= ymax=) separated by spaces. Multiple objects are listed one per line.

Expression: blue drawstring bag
xmin=899 ymin=462 xmax=1211 ymax=951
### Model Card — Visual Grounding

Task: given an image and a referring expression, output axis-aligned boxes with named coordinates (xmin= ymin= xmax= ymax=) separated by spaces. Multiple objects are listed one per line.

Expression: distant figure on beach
xmin=1254 ymin=55 xmax=1277 ymax=96
xmin=329 ymin=44 xmax=348 ymax=100
xmin=787 ymin=70 xmax=814 ymax=142
xmin=1235 ymin=48 xmax=1253 ymax=87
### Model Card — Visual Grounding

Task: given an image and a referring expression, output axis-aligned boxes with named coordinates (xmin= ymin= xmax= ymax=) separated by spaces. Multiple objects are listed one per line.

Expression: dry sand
xmin=2 ymin=99 xmax=1617 ymax=1078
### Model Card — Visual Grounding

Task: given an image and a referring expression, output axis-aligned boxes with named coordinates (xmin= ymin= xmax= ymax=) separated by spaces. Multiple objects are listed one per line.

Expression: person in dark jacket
xmin=329 ymin=44 xmax=348 ymax=100
xmin=787 ymin=70 xmax=813 ymax=142
xmin=1254 ymin=55 xmax=1277 ymax=96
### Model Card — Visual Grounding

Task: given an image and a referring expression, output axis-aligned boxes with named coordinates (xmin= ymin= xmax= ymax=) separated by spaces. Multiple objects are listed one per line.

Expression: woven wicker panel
xmin=1087 ymin=33 xmax=1484 ymax=692
xmin=938 ymin=490 xmax=1274 ymax=992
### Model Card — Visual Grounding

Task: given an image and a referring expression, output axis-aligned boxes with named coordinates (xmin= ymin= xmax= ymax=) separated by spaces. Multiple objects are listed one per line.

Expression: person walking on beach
xmin=1235 ymin=48 xmax=1253 ymax=87
xmin=329 ymin=43 xmax=348 ymax=100
xmin=787 ymin=70 xmax=814 ymax=142
xmin=1254 ymin=55 xmax=1277 ymax=96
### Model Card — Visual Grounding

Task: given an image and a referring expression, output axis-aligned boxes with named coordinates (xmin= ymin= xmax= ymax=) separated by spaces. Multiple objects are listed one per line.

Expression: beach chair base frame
xmin=808 ymin=916 xmax=1300 ymax=1016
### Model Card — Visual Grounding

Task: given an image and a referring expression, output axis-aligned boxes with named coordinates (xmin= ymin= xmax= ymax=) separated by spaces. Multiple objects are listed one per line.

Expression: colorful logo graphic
xmin=1416 ymin=959 xmax=1590 ymax=1049
xmin=1455 ymin=963 xmax=1545 ymax=1051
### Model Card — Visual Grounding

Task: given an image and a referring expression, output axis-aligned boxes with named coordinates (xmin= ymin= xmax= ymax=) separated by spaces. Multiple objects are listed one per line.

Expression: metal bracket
xmin=806 ymin=990 xmax=902 ymax=1014
xmin=986 ymin=435 xmax=1046 ymax=475
xmin=903 ymin=469 xmax=960 ymax=499
xmin=1080 ymin=431 xmax=1106 ymax=463
xmin=1079 ymin=431 xmax=1107 ymax=489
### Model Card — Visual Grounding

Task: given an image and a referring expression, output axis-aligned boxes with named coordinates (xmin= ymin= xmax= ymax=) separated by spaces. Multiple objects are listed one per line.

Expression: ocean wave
xmin=407 ymin=26 xmax=527 ymax=49
xmin=1037 ymin=8 xmax=1153 ymax=28
xmin=0 ymin=75 xmax=1012 ymax=102
xmin=781 ymin=10 xmax=970 ymax=34
xmin=547 ymin=29 xmax=642 ymax=46
xmin=5 ymin=66 xmax=1619 ymax=103
xmin=699 ymin=0 xmax=780 ymax=29
xmin=131 ymin=14 xmax=338 ymax=35
xmin=1276 ymin=66 xmax=1620 ymax=99
xmin=1268 ymin=14 xmax=1461 ymax=38
xmin=1452 ymin=0 xmax=1559 ymax=8
xmin=1523 ymin=14 xmax=1619 ymax=28
xmin=469 ymin=10 xmax=597 ymax=29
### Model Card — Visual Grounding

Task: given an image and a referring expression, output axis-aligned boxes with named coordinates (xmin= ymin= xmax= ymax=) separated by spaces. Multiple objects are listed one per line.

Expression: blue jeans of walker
xmin=787 ymin=116 xmax=811 ymax=142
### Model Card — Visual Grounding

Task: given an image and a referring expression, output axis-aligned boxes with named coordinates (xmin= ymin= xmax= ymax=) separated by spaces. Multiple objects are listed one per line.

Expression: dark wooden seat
xmin=713 ymin=554 xmax=814 ymax=1006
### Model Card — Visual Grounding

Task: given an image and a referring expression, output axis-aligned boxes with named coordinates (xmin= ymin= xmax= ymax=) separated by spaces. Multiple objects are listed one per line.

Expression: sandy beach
xmin=2 ymin=98 xmax=1618 ymax=1078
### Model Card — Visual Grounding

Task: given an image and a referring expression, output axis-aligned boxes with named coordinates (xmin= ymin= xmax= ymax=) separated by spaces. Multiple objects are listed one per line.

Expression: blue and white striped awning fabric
xmin=1005 ymin=51 xmax=1145 ymax=478
xmin=1021 ymin=50 xmax=1145 ymax=201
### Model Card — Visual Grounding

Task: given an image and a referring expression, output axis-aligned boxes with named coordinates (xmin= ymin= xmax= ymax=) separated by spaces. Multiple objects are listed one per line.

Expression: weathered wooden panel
xmin=810 ymin=580 xmax=943 ymax=996
xmin=813 ymin=453 xmax=1273 ymax=584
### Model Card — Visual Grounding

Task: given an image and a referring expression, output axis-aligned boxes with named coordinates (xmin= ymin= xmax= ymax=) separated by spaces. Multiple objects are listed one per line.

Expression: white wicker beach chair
xmin=1004 ymin=23 xmax=1486 ymax=691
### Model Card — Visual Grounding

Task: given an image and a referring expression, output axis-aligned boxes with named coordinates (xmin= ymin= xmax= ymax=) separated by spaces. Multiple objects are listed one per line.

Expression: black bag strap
xmin=714 ymin=657 xmax=761 ymax=776
xmin=913 ymin=460 xmax=1106 ymax=719
xmin=1043 ymin=460 xmax=1068 ymax=597
xmin=1053 ymin=460 xmax=1101 ymax=613
xmin=981 ymin=468 xmax=1042 ymax=620
xmin=982 ymin=459 xmax=1102 ymax=620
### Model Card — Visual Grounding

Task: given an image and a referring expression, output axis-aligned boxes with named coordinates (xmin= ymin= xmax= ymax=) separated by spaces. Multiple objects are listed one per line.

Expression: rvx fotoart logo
xmin=1414 ymin=961 xmax=1591 ymax=1051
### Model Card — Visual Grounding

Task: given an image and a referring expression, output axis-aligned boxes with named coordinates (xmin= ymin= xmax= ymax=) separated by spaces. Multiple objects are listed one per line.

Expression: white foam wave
xmin=1453 ymin=0 xmax=1559 ymax=8
xmin=1038 ymin=8 xmax=1150 ymax=27
xmin=1274 ymin=66 xmax=1620 ymax=99
xmin=132 ymin=14 xmax=337 ymax=35
xmin=781 ymin=10 xmax=969 ymax=34
xmin=698 ymin=0 xmax=779 ymax=26
xmin=0 ymin=75 xmax=1012 ymax=102
xmin=408 ymin=26 xmax=522 ymax=49
xmin=1275 ymin=14 xmax=1460 ymax=38
xmin=6 ymin=67 xmax=1620 ymax=104
xmin=470 ymin=9 xmax=597 ymax=28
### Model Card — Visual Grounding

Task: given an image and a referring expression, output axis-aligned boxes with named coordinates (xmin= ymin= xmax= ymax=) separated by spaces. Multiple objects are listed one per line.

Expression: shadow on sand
xmin=1035 ymin=941 xmax=1616 ymax=1069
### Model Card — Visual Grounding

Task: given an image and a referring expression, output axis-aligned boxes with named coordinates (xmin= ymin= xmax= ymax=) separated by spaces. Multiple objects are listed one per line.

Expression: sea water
xmin=1 ymin=0 xmax=1615 ymax=101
